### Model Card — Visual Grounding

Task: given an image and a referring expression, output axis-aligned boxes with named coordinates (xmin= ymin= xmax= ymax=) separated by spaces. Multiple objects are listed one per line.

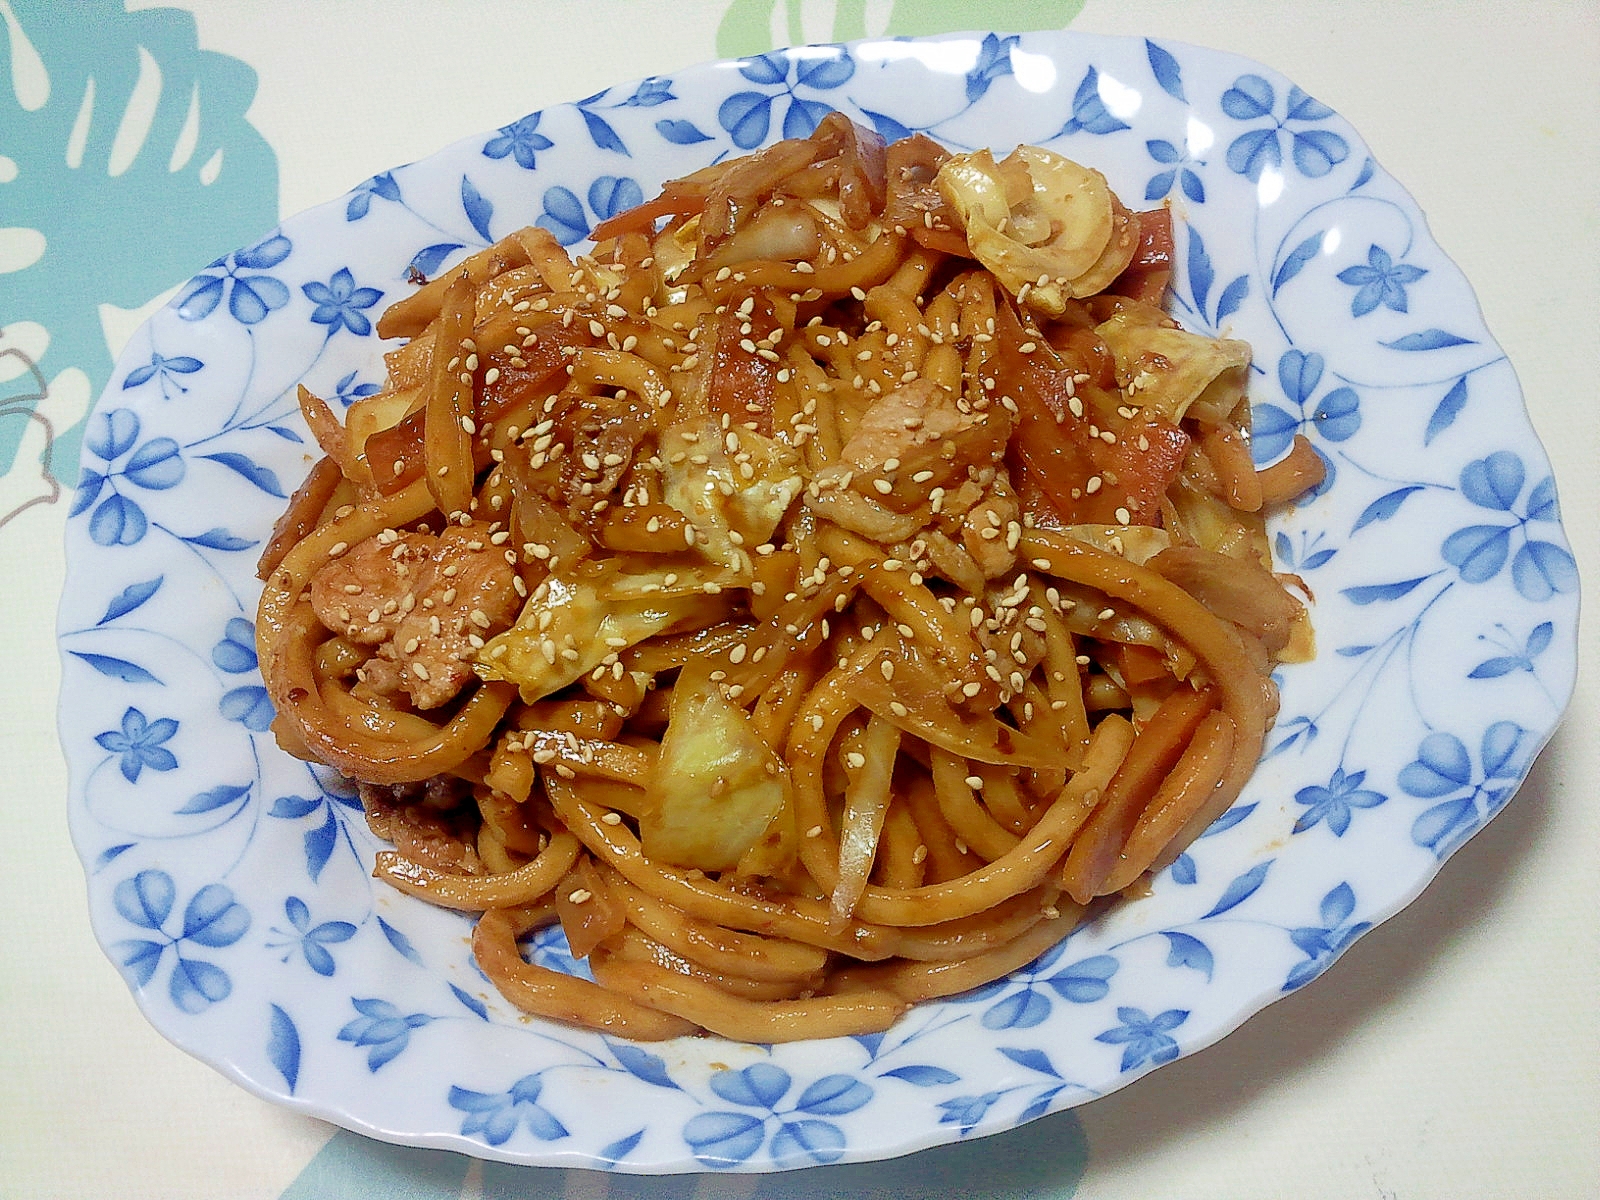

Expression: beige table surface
xmin=4 ymin=2 xmax=1596 ymax=1197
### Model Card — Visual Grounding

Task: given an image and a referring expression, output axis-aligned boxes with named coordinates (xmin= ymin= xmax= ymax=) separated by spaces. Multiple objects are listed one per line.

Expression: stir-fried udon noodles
xmin=255 ymin=115 xmax=1322 ymax=1042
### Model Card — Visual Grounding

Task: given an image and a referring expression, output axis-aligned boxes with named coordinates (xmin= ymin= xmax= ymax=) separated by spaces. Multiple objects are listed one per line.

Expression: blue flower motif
xmin=1337 ymin=244 xmax=1427 ymax=316
xmin=302 ymin=268 xmax=384 ymax=337
xmin=121 ymin=351 xmax=203 ymax=398
xmin=1094 ymin=1006 xmax=1188 ymax=1072
xmin=1398 ymin=720 xmax=1529 ymax=854
xmin=955 ymin=939 xmax=1120 ymax=1030
xmin=174 ymin=233 xmax=293 ymax=324
xmin=1249 ymin=349 xmax=1358 ymax=489
xmin=337 ymin=997 xmax=434 ymax=1071
xmin=346 ymin=170 xmax=400 ymax=221
xmin=208 ymin=616 xmax=274 ymax=729
xmin=219 ymin=685 xmax=274 ymax=732
xmin=936 ymin=1090 xmax=1005 ymax=1134
xmin=620 ymin=76 xmax=675 ymax=108
xmin=1059 ymin=65 xmax=1131 ymax=137
xmin=267 ymin=896 xmax=356 ymax=976
xmin=1220 ymin=75 xmax=1349 ymax=181
xmin=109 ymin=869 xmax=249 ymax=1013
xmin=1469 ymin=621 xmax=1554 ymax=680
xmin=1292 ymin=766 xmax=1386 ymax=835
xmin=212 ymin=617 xmax=258 ymax=673
xmin=536 ymin=175 xmax=645 ymax=246
xmin=72 ymin=407 xmax=186 ymax=546
xmin=95 ymin=706 xmax=179 ymax=782
xmin=1144 ymin=138 xmax=1205 ymax=203
xmin=964 ymin=33 xmax=1019 ymax=103
xmin=682 ymin=1063 xmax=871 ymax=1168
xmin=1284 ymin=883 xmax=1370 ymax=989
xmin=718 ymin=48 xmax=855 ymax=150
xmin=449 ymin=1073 xmax=570 ymax=1146
xmin=1441 ymin=451 xmax=1577 ymax=601
xmin=482 ymin=113 xmax=555 ymax=169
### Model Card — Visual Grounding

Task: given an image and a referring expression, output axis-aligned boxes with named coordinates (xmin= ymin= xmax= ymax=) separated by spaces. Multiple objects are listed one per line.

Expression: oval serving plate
xmin=60 ymin=31 xmax=1578 ymax=1173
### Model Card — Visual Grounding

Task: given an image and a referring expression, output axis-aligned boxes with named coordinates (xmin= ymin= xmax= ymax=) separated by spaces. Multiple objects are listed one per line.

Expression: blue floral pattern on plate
xmin=60 ymin=32 xmax=1578 ymax=1174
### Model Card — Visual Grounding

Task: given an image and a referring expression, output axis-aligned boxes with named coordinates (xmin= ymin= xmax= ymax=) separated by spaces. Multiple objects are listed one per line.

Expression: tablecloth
xmin=4 ymin=2 xmax=1596 ymax=1196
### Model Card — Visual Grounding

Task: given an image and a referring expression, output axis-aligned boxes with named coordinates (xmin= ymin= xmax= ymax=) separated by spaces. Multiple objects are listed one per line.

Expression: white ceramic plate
xmin=60 ymin=31 xmax=1579 ymax=1173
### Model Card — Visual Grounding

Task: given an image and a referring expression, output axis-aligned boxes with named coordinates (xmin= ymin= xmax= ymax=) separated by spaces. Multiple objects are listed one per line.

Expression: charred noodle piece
xmin=377 ymin=235 xmax=532 ymax=340
xmin=930 ymin=748 xmax=1021 ymax=861
xmin=545 ymin=775 xmax=902 ymax=960
xmin=602 ymin=927 xmax=814 ymax=1002
xmin=829 ymin=722 xmax=1128 ymax=930
xmin=697 ymin=228 xmax=910 ymax=304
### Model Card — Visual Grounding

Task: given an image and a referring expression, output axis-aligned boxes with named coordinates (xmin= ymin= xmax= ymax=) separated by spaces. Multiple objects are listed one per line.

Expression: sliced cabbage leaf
xmin=935 ymin=146 xmax=1136 ymax=315
xmin=639 ymin=666 xmax=794 ymax=873
xmin=1056 ymin=523 xmax=1173 ymax=565
xmin=476 ymin=565 xmax=708 ymax=702
xmin=660 ymin=419 xmax=803 ymax=575
xmin=652 ymin=215 xmax=700 ymax=305
xmin=1097 ymin=306 xmax=1251 ymax=426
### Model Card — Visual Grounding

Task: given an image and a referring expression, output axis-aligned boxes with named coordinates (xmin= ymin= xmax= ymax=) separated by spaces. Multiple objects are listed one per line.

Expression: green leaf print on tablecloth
xmin=0 ymin=0 xmax=277 ymax=502
xmin=717 ymin=0 xmax=1086 ymax=57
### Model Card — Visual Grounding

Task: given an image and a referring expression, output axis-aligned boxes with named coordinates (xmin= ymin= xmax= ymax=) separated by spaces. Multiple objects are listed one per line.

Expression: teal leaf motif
xmin=450 ymin=982 xmax=488 ymax=1020
xmin=1341 ymin=576 xmax=1432 ymax=605
xmin=607 ymin=1040 xmax=681 ymax=1090
xmin=0 ymin=0 xmax=278 ymax=482
xmin=175 ymin=782 xmax=250 ymax=815
xmin=1000 ymin=1047 xmax=1061 ymax=1078
xmin=1353 ymin=486 xmax=1424 ymax=533
xmin=881 ymin=1064 xmax=960 ymax=1086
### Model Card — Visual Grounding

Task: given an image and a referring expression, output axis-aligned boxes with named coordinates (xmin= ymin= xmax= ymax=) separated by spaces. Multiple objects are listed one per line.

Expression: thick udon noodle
xmin=256 ymin=116 xmax=1320 ymax=1042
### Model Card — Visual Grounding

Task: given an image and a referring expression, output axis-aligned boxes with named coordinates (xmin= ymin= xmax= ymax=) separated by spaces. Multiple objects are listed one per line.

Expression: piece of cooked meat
xmin=309 ymin=524 xmax=522 ymax=708
xmin=835 ymin=377 xmax=1009 ymax=509
xmin=358 ymin=778 xmax=482 ymax=872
